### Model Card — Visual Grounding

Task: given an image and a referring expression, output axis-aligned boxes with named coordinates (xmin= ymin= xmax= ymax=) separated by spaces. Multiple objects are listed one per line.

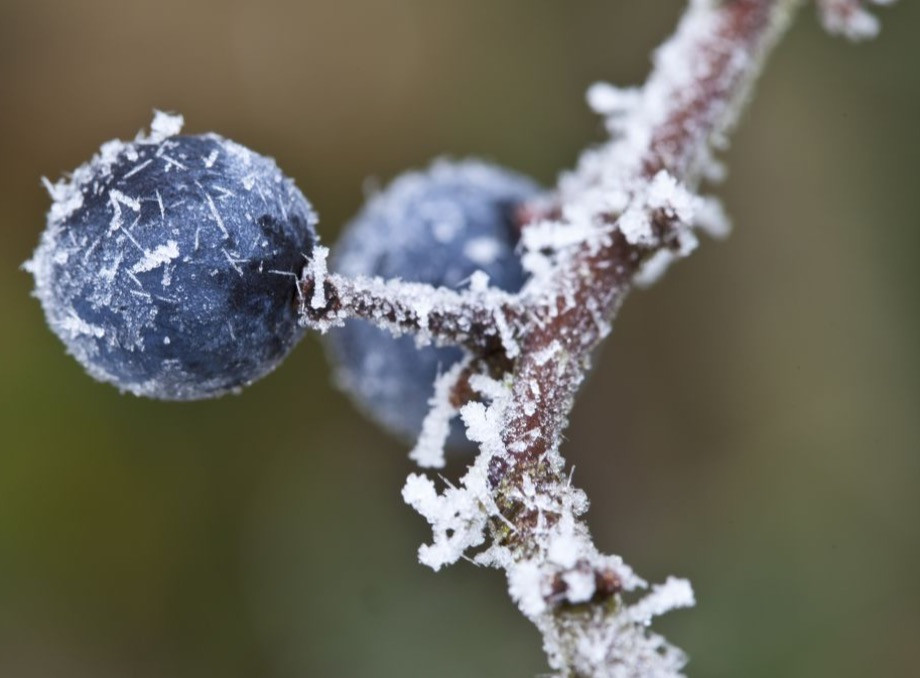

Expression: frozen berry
xmin=26 ymin=112 xmax=318 ymax=400
xmin=326 ymin=159 xmax=539 ymax=445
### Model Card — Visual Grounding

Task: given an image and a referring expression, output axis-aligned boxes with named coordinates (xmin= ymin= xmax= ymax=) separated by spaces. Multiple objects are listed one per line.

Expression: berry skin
xmin=326 ymin=159 xmax=540 ymax=445
xmin=26 ymin=113 xmax=318 ymax=400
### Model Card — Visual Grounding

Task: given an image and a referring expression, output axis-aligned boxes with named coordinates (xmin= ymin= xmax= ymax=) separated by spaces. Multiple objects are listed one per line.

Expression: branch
xmin=298 ymin=0 xmax=892 ymax=674
xmin=405 ymin=1 xmax=801 ymax=675
xmin=299 ymin=246 xmax=521 ymax=359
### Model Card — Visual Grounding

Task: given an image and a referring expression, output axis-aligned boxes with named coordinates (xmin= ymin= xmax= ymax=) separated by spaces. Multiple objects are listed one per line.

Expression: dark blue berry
xmin=326 ymin=160 xmax=539 ymax=445
xmin=27 ymin=114 xmax=318 ymax=400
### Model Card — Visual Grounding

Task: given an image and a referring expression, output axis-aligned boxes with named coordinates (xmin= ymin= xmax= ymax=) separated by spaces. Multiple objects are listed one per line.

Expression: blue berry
xmin=26 ymin=113 xmax=318 ymax=400
xmin=326 ymin=159 xmax=539 ymax=445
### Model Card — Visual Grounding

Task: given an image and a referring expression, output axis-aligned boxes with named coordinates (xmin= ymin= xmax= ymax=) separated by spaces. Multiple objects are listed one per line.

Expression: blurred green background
xmin=1 ymin=1 xmax=917 ymax=676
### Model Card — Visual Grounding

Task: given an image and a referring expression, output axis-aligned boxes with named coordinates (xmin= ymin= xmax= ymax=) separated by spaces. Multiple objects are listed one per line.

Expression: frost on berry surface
xmin=26 ymin=112 xmax=318 ymax=399
xmin=325 ymin=159 xmax=540 ymax=446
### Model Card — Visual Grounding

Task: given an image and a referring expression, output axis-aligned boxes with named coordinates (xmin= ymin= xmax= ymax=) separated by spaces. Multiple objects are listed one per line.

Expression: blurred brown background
xmin=1 ymin=1 xmax=917 ymax=676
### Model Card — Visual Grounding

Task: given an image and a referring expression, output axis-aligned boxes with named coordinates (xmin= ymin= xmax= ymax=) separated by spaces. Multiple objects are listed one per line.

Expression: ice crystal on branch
xmin=817 ymin=0 xmax=896 ymax=41
xmin=408 ymin=359 xmax=471 ymax=469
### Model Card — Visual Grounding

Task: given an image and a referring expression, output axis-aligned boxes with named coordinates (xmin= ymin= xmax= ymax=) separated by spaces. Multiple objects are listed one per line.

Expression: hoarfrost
xmin=307 ymin=245 xmax=329 ymax=310
xmin=42 ymin=176 xmax=84 ymax=224
xmin=818 ymin=0 xmax=895 ymax=41
xmin=562 ymin=568 xmax=596 ymax=604
xmin=468 ymin=270 xmax=490 ymax=293
xmin=401 ymin=468 xmax=491 ymax=571
xmin=108 ymin=190 xmax=141 ymax=231
xmin=60 ymin=312 xmax=105 ymax=339
xmin=131 ymin=240 xmax=180 ymax=274
xmin=147 ymin=110 xmax=185 ymax=143
xmin=694 ymin=195 xmax=731 ymax=239
xmin=586 ymin=83 xmax=640 ymax=120
xmin=204 ymin=192 xmax=230 ymax=238
xmin=508 ymin=561 xmax=546 ymax=618
xmin=634 ymin=250 xmax=677 ymax=289
xmin=647 ymin=171 xmax=696 ymax=223
xmin=408 ymin=359 xmax=469 ymax=469
xmin=627 ymin=577 xmax=695 ymax=625
xmin=618 ymin=204 xmax=655 ymax=246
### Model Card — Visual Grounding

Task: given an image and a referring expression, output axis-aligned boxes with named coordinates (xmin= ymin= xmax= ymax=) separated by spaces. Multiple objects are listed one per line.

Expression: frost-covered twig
xmin=298 ymin=1 xmax=892 ymax=674
xmin=300 ymin=269 xmax=521 ymax=357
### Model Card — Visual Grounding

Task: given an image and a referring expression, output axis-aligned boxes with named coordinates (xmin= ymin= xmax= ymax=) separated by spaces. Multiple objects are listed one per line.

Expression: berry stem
xmin=299 ymin=271 xmax=520 ymax=357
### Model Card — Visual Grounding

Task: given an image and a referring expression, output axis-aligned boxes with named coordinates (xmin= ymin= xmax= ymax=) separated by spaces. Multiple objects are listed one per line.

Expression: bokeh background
xmin=1 ymin=1 xmax=917 ymax=676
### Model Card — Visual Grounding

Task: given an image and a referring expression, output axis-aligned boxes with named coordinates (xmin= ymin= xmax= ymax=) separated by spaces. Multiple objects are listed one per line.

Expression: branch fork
xmin=299 ymin=1 xmax=893 ymax=674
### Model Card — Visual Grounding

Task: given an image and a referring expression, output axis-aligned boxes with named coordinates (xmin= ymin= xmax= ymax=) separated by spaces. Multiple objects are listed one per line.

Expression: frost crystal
xmin=409 ymin=359 xmax=470 ymax=469
xmin=147 ymin=110 xmax=185 ymax=143
xmin=818 ymin=0 xmax=895 ymax=42
xmin=307 ymin=245 xmax=329 ymax=310
xmin=401 ymin=468 xmax=491 ymax=571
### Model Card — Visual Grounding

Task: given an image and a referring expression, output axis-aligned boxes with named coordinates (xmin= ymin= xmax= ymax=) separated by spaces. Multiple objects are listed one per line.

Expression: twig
xmin=300 ymin=270 xmax=520 ymax=357
xmin=300 ymin=0 xmax=893 ymax=674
